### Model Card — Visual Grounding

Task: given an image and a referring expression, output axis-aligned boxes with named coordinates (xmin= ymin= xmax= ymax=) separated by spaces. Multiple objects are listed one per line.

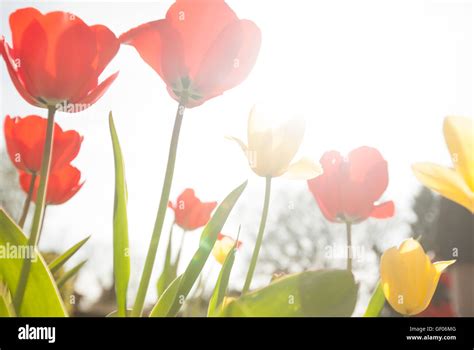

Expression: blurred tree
xmin=410 ymin=186 xmax=440 ymax=252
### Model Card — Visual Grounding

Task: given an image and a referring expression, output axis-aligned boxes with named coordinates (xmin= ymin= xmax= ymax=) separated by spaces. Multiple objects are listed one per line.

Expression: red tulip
xmin=120 ymin=0 xmax=261 ymax=108
xmin=168 ymin=188 xmax=217 ymax=230
xmin=4 ymin=115 xmax=82 ymax=174
xmin=0 ymin=7 xmax=119 ymax=112
xmin=19 ymin=164 xmax=83 ymax=205
xmin=307 ymin=146 xmax=395 ymax=223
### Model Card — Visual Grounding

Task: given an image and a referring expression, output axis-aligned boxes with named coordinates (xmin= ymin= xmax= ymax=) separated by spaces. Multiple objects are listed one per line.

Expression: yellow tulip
xmin=412 ymin=116 xmax=473 ymax=212
xmin=380 ymin=238 xmax=455 ymax=315
xmin=212 ymin=234 xmax=241 ymax=265
xmin=229 ymin=105 xmax=322 ymax=179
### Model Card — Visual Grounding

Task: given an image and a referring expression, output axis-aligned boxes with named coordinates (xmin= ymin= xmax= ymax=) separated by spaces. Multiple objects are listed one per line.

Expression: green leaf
xmin=56 ymin=260 xmax=87 ymax=290
xmin=49 ymin=235 xmax=90 ymax=274
xmin=220 ymin=269 xmax=358 ymax=317
xmin=0 ymin=209 xmax=67 ymax=316
xmin=157 ymin=227 xmax=176 ymax=297
xmin=364 ymin=281 xmax=385 ymax=317
xmin=149 ymin=275 xmax=183 ymax=317
xmin=150 ymin=180 xmax=247 ymax=317
xmin=0 ymin=283 xmax=15 ymax=317
xmin=207 ymin=239 xmax=238 ymax=317
xmin=109 ymin=112 xmax=131 ymax=317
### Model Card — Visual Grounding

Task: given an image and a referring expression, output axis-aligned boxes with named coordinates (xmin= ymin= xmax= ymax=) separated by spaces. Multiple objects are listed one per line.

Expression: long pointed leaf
xmin=207 ymin=240 xmax=238 ymax=316
xmin=109 ymin=112 xmax=131 ymax=317
xmin=56 ymin=260 xmax=87 ymax=290
xmin=364 ymin=281 xmax=385 ymax=317
xmin=0 ymin=209 xmax=67 ymax=316
xmin=49 ymin=235 xmax=90 ymax=274
xmin=150 ymin=180 xmax=247 ymax=317
xmin=149 ymin=275 xmax=183 ymax=317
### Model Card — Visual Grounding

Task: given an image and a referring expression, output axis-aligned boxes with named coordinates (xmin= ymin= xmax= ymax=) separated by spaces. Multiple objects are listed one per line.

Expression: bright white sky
xmin=0 ymin=0 xmax=472 ymax=308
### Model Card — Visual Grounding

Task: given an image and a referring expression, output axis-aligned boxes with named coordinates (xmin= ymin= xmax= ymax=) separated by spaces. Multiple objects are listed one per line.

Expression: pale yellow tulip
xmin=230 ymin=105 xmax=322 ymax=179
xmin=412 ymin=116 xmax=473 ymax=212
xmin=380 ymin=238 xmax=455 ymax=315
xmin=212 ymin=234 xmax=241 ymax=265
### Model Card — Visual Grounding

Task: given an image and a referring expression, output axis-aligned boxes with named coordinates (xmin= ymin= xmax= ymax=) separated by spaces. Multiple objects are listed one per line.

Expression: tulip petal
xmin=370 ymin=201 xmax=395 ymax=219
xmin=218 ymin=20 xmax=260 ymax=92
xmin=0 ymin=37 xmax=41 ymax=107
xmin=443 ymin=116 xmax=474 ymax=191
xmin=120 ymin=20 xmax=186 ymax=88
xmin=54 ymin=17 xmax=97 ymax=101
xmin=307 ymin=151 xmax=344 ymax=222
xmin=70 ymin=71 xmax=119 ymax=110
xmin=341 ymin=147 xmax=392 ymax=221
xmin=192 ymin=19 xmax=261 ymax=100
xmin=60 ymin=24 xmax=119 ymax=104
xmin=9 ymin=7 xmax=42 ymax=48
xmin=348 ymin=146 xmax=389 ymax=200
xmin=227 ymin=136 xmax=253 ymax=170
xmin=270 ymin=117 xmax=306 ymax=177
xmin=90 ymin=25 xmax=120 ymax=76
xmin=9 ymin=15 xmax=53 ymax=102
xmin=20 ymin=165 xmax=83 ymax=205
xmin=9 ymin=8 xmax=45 ymax=97
xmin=412 ymin=162 xmax=473 ymax=212
xmin=433 ymin=260 xmax=456 ymax=274
xmin=246 ymin=106 xmax=275 ymax=176
xmin=51 ymin=130 xmax=83 ymax=172
xmin=4 ymin=115 xmax=45 ymax=172
xmin=165 ymin=0 xmax=238 ymax=77
xmin=380 ymin=246 xmax=409 ymax=314
xmin=4 ymin=116 xmax=27 ymax=171
xmin=284 ymin=158 xmax=323 ymax=180
xmin=227 ymin=136 xmax=248 ymax=155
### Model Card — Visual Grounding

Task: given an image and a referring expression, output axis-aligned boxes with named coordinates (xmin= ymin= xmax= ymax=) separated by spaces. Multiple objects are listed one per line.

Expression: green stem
xmin=18 ymin=173 xmax=37 ymax=228
xmin=242 ymin=176 xmax=272 ymax=294
xmin=131 ymin=100 xmax=186 ymax=317
xmin=13 ymin=105 xmax=56 ymax=312
xmin=38 ymin=205 xmax=48 ymax=243
xmin=346 ymin=221 xmax=352 ymax=272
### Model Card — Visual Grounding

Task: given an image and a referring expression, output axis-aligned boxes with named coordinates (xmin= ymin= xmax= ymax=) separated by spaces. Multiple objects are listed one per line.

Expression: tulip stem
xmin=14 ymin=105 xmax=57 ymax=312
xmin=242 ymin=176 xmax=272 ymax=294
xmin=18 ymin=173 xmax=37 ymax=228
xmin=131 ymin=99 xmax=186 ymax=317
xmin=38 ymin=205 xmax=48 ymax=243
xmin=346 ymin=222 xmax=352 ymax=272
